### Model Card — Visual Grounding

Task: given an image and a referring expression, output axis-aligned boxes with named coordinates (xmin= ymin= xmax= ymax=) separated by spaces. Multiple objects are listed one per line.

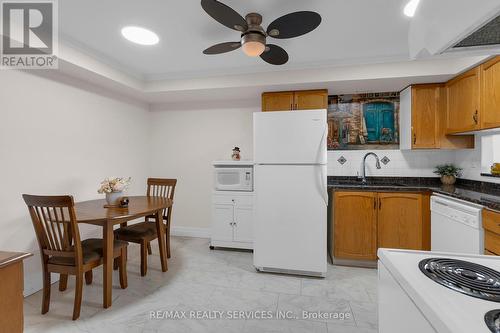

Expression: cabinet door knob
xmin=413 ymin=133 xmax=417 ymax=145
xmin=473 ymin=110 xmax=479 ymax=125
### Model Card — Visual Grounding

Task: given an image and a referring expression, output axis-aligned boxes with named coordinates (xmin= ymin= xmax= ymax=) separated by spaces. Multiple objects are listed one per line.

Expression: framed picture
xmin=327 ymin=92 xmax=400 ymax=150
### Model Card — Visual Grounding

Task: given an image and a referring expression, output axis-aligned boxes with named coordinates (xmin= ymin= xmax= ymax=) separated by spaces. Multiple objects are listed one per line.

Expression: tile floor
xmin=24 ymin=237 xmax=378 ymax=333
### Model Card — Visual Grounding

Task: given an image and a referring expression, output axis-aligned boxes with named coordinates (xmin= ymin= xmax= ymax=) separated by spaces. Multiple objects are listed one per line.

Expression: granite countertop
xmin=328 ymin=176 xmax=500 ymax=212
xmin=0 ymin=251 xmax=32 ymax=269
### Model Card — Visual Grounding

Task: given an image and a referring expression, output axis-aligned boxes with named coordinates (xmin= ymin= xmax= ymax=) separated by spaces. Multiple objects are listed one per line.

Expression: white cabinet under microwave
xmin=213 ymin=162 xmax=253 ymax=192
xmin=210 ymin=191 xmax=254 ymax=250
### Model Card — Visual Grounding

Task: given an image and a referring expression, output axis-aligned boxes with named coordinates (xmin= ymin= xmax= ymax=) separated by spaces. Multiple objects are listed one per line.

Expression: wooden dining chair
xmin=114 ymin=178 xmax=176 ymax=276
xmin=23 ymin=194 xmax=129 ymax=320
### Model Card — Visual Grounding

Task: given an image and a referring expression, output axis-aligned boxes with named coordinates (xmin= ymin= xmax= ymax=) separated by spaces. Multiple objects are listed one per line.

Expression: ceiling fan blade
xmin=260 ymin=44 xmax=289 ymax=65
xmin=201 ymin=0 xmax=248 ymax=32
xmin=267 ymin=11 xmax=321 ymax=39
xmin=203 ymin=42 xmax=241 ymax=55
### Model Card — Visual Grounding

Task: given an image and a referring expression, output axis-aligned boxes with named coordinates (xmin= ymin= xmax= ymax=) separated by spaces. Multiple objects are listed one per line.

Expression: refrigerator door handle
xmin=318 ymin=165 xmax=328 ymax=207
xmin=315 ymin=124 xmax=328 ymax=165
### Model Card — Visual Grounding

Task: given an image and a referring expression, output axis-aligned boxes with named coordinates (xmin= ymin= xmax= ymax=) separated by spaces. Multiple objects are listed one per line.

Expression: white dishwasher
xmin=431 ymin=194 xmax=483 ymax=254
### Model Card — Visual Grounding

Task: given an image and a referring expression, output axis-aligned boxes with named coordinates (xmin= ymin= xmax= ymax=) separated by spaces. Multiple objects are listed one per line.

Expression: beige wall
xmin=149 ymin=107 xmax=256 ymax=233
xmin=0 ymin=70 xmax=151 ymax=294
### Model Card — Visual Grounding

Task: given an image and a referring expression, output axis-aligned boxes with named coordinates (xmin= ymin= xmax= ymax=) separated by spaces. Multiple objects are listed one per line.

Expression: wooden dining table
xmin=73 ymin=195 xmax=172 ymax=308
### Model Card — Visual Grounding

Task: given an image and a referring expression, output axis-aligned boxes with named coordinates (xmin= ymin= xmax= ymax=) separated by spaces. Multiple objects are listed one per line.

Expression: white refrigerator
xmin=253 ymin=109 xmax=328 ymax=277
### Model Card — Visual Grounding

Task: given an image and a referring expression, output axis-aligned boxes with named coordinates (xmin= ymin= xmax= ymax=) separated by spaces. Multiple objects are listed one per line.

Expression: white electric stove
xmin=378 ymin=248 xmax=500 ymax=333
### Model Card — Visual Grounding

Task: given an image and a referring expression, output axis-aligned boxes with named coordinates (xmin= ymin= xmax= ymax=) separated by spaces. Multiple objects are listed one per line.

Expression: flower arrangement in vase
xmin=433 ymin=164 xmax=462 ymax=185
xmin=98 ymin=177 xmax=131 ymax=206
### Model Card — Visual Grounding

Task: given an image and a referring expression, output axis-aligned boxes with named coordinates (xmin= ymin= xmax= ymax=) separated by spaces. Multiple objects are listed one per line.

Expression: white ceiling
xmin=60 ymin=0 xmax=411 ymax=80
xmin=54 ymin=1 xmax=496 ymax=107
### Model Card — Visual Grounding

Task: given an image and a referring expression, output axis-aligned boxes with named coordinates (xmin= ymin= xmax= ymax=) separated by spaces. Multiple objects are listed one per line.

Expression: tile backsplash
xmin=328 ymin=149 xmax=458 ymax=178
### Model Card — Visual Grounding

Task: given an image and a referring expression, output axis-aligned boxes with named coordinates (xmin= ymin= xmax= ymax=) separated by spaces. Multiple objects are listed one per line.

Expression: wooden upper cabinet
xmin=334 ymin=192 xmax=377 ymax=260
xmin=480 ymin=56 xmax=500 ymax=130
xmin=262 ymin=91 xmax=295 ymax=112
xmin=446 ymin=67 xmax=481 ymax=134
xmin=411 ymin=85 xmax=440 ymax=149
xmin=294 ymin=90 xmax=328 ymax=110
xmin=377 ymin=193 xmax=430 ymax=251
xmin=400 ymin=85 xmax=474 ymax=150
xmin=262 ymin=89 xmax=328 ymax=112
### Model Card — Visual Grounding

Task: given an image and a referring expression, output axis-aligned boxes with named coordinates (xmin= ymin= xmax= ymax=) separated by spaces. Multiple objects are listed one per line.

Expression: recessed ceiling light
xmin=404 ymin=0 xmax=420 ymax=17
xmin=121 ymin=26 xmax=159 ymax=46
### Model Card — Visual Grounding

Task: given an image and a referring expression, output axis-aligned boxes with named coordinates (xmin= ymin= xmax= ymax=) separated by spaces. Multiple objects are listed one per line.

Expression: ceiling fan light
xmin=242 ymin=41 xmax=265 ymax=57
xmin=241 ymin=33 xmax=266 ymax=57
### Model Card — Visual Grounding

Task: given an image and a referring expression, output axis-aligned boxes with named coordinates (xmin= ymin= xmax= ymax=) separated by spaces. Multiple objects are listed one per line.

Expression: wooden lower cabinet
xmin=333 ymin=191 xmax=430 ymax=261
xmin=377 ymin=193 xmax=430 ymax=251
xmin=483 ymin=209 xmax=500 ymax=255
xmin=485 ymin=250 xmax=497 ymax=255
xmin=334 ymin=192 xmax=377 ymax=260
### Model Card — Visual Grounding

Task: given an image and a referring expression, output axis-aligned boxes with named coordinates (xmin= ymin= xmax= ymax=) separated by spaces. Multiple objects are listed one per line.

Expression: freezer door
xmin=253 ymin=164 xmax=327 ymax=275
xmin=254 ymin=110 xmax=327 ymax=164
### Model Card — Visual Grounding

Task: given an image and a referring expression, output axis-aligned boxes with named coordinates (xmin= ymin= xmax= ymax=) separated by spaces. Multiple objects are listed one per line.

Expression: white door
xmin=254 ymin=110 xmax=327 ymax=164
xmin=254 ymin=164 xmax=327 ymax=274
xmin=212 ymin=204 xmax=234 ymax=242
xmin=234 ymin=205 xmax=253 ymax=243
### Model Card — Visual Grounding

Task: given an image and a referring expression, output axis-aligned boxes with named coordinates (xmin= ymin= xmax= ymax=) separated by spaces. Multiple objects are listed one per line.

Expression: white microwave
xmin=214 ymin=166 xmax=253 ymax=192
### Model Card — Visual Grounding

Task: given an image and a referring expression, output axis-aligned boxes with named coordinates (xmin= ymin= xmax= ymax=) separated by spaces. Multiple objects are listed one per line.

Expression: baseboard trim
xmin=171 ymin=226 xmax=210 ymax=238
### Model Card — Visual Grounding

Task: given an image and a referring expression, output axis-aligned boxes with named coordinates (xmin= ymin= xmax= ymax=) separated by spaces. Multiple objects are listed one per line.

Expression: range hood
xmin=452 ymin=14 xmax=500 ymax=50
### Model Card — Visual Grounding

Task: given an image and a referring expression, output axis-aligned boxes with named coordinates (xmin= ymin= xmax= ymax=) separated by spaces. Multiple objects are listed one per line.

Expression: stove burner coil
xmin=419 ymin=258 xmax=500 ymax=302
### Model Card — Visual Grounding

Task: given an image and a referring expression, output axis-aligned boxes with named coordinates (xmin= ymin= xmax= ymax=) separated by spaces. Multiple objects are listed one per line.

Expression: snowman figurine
xmin=231 ymin=147 xmax=241 ymax=161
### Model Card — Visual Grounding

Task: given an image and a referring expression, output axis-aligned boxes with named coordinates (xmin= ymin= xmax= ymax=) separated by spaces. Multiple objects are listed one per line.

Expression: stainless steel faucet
xmin=358 ymin=152 xmax=381 ymax=184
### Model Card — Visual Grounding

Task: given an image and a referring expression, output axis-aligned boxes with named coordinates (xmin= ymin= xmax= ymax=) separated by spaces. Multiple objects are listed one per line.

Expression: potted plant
xmin=98 ymin=177 xmax=131 ymax=206
xmin=434 ymin=164 xmax=462 ymax=185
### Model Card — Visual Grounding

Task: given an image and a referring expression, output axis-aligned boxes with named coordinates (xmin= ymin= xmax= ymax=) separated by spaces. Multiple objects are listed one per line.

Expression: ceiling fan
xmin=201 ymin=0 xmax=322 ymax=65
